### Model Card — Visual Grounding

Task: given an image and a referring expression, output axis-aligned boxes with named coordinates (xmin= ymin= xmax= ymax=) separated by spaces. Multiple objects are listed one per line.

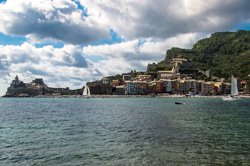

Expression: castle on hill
xmin=4 ymin=75 xmax=82 ymax=97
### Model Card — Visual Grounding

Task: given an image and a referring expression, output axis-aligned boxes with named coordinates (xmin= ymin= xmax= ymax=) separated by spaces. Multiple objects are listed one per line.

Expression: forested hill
xmin=163 ymin=30 xmax=250 ymax=80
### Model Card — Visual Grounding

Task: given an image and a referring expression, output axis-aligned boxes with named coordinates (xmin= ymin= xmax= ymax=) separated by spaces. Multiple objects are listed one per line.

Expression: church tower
xmin=15 ymin=75 xmax=19 ymax=82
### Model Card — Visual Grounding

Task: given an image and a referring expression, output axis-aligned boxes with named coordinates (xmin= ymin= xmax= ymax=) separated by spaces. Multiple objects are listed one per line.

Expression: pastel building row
xmin=91 ymin=74 xmax=232 ymax=95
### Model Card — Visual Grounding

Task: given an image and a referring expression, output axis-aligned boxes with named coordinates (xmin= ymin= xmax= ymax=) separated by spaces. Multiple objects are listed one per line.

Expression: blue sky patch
xmin=0 ymin=0 xmax=6 ymax=4
xmin=72 ymin=0 xmax=88 ymax=17
xmin=87 ymin=55 xmax=107 ymax=63
xmin=35 ymin=41 xmax=64 ymax=48
xmin=0 ymin=33 xmax=26 ymax=45
xmin=232 ymin=22 xmax=250 ymax=31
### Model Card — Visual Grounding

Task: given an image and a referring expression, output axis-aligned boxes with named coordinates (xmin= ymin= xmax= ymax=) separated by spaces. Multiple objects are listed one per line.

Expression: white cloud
xmin=0 ymin=43 xmax=92 ymax=92
xmin=0 ymin=32 xmax=204 ymax=96
xmin=81 ymin=0 xmax=250 ymax=39
xmin=1 ymin=0 xmax=249 ymax=43
xmin=83 ymin=33 xmax=204 ymax=75
xmin=0 ymin=0 xmax=110 ymax=44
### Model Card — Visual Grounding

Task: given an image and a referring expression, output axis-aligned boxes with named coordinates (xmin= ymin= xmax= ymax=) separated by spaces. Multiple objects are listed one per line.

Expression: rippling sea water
xmin=0 ymin=97 xmax=249 ymax=165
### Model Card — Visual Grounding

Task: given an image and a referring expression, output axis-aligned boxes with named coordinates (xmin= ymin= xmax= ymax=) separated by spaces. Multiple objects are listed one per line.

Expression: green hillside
xmin=149 ymin=30 xmax=250 ymax=81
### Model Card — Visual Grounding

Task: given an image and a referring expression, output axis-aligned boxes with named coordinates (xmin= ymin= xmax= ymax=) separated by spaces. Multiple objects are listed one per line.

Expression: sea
xmin=0 ymin=97 xmax=249 ymax=165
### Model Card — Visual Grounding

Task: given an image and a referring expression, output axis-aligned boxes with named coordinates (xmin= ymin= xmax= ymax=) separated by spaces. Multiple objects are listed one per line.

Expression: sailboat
xmin=82 ymin=85 xmax=91 ymax=98
xmin=222 ymin=75 xmax=239 ymax=101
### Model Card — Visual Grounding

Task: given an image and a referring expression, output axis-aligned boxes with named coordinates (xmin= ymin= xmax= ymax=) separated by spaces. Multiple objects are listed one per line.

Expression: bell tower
xmin=15 ymin=75 xmax=19 ymax=82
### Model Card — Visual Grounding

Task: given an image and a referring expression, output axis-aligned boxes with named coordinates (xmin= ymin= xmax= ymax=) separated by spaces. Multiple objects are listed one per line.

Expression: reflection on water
xmin=0 ymin=98 xmax=249 ymax=165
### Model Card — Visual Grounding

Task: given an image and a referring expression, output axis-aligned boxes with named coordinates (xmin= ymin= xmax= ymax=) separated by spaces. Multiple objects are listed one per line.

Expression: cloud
xmin=0 ymin=32 xmax=203 ymax=94
xmin=83 ymin=33 xmax=204 ymax=75
xmin=81 ymin=0 xmax=250 ymax=39
xmin=0 ymin=43 xmax=92 ymax=89
xmin=1 ymin=0 xmax=249 ymax=43
xmin=0 ymin=0 xmax=110 ymax=44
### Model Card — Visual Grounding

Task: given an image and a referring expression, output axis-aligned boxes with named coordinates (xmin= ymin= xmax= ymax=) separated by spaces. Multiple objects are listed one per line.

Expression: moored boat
xmin=175 ymin=102 xmax=185 ymax=105
xmin=222 ymin=75 xmax=239 ymax=101
xmin=82 ymin=85 xmax=91 ymax=98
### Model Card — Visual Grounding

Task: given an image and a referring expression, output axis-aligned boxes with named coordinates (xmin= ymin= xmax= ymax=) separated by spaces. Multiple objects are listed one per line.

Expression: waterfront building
xmin=123 ymin=75 xmax=132 ymax=81
xmin=157 ymin=68 xmax=176 ymax=80
xmin=171 ymin=79 xmax=179 ymax=94
xmin=221 ymin=83 xmax=231 ymax=94
xmin=134 ymin=81 xmax=143 ymax=95
xmin=102 ymin=77 xmax=110 ymax=84
xmin=214 ymin=82 xmax=222 ymax=95
xmin=139 ymin=81 xmax=148 ymax=94
xmin=87 ymin=81 xmax=113 ymax=95
xmin=241 ymin=80 xmax=249 ymax=94
xmin=185 ymin=80 xmax=192 ymax=94
xmin=147 ymin=81 xmax=156 ymax=94
xmin=134 ymin=75 xmax=151 ymax=82
xmin=179 ymin=80 xmax=185 ymax=94
xmin=178 ymin=79 xmax=192 ymax=94
xmin=201 ymin=82 xmax=215 ymax=95
xmin=125 ymin=81 xmax=135 ymax=95
xmin=209 ymin=82 xmax=215 ymax=95
xmin=125 ymin=81 xmax=148 ymax=95
xmin=165 ymin=79 xmax=172 ymax=93
xmin=115 ymin=86 xmax=125 ymax=95
xmin=201 ymin=82 xmax=209 ymax=95
xmin=155 ymin=80 xmax=166 ymax=93
xmin=196 ymin=80 xmax=204 ymax=95
xmin=111 ymin=80 xmax=120 ymax=87
xmin=190 ymin=79 xmax=197 ymax=94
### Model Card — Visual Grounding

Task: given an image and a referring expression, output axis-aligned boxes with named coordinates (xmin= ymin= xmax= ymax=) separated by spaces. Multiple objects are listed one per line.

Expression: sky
xmin=0 ymin=0 xmax=250 ymax=96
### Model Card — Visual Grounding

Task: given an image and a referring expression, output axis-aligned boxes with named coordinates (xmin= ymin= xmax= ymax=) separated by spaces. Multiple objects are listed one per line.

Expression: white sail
xmin=231 ymin=75 xmax=238 ymax=96
xmin=222 ymin=75 xmax=239 ymax=101
xmin=82 ymin=85 xmax=91 ymax=96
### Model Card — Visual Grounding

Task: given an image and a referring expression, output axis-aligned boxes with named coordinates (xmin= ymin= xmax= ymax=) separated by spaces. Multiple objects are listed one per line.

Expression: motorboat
xmin=175 ymin=102 xmax=185 ymax=105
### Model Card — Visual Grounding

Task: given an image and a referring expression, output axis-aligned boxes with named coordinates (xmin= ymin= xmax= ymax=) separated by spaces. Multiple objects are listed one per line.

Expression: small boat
xmin=222 ymin=75 xmax=239 ymax=101
xmin=175 ymin=102 xmax=185 ymax=105
xmin=82 ymin=85 xmax=91 ymax=98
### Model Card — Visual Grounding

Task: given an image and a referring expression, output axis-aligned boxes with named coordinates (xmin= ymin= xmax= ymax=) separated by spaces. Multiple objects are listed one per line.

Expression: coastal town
xmin=1 ymin=1 xmax=250 ymax=165
xmin=4 ymin=57 xmax=250 ymax=97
